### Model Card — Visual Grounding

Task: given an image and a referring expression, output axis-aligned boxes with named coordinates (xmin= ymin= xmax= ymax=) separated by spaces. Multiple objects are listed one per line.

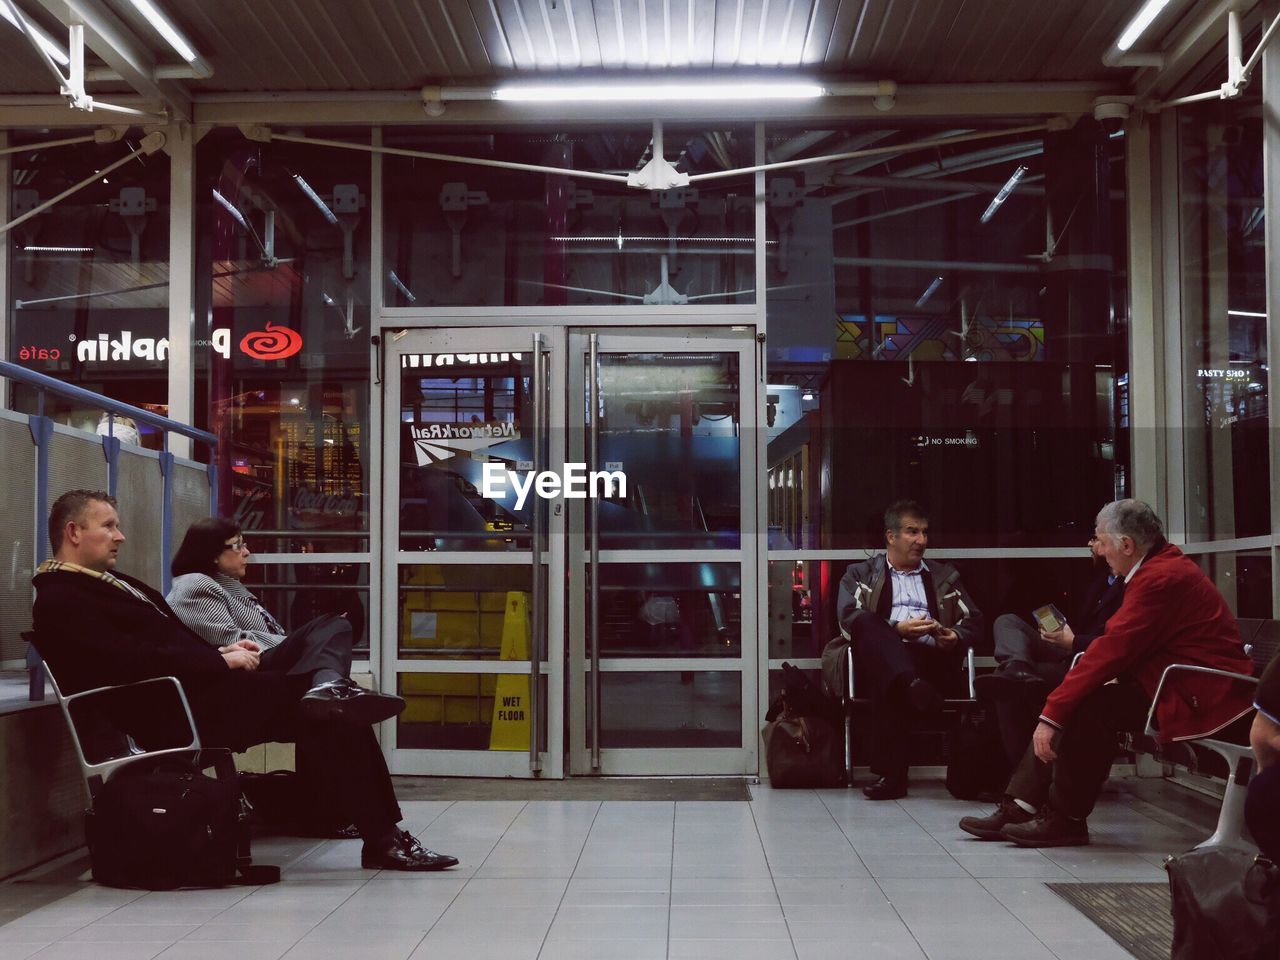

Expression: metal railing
xmin=0 ymin=361 xmax=218 ymax=701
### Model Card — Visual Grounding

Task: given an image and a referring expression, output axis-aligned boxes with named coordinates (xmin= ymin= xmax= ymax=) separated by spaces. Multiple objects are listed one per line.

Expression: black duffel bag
xmin=945 ymin=703 xmax=1011 ymax=802
xmin=762 ymin=664 xmax=844 ymax=788
xmin=86 ymin=752 xmax=278 ymax=889
xmin=1166 ymin=845 xmax=1280 ymax=960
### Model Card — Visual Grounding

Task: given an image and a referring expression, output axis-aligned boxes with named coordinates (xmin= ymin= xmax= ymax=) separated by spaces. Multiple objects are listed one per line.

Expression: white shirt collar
xmin=1124 ymin=553 xmax=1146 ymax=584
xmin=886 ymin=555 xmax=927 ymax=576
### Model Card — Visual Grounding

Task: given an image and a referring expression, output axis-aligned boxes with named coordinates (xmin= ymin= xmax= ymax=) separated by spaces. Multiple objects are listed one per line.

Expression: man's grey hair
xmin=1095 ymin=499 xmax=1164 ymax=550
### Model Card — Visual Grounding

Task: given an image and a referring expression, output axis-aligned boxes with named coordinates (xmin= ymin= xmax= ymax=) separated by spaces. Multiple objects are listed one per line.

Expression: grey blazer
xmin=166 ymin=572 xmax=286 ymax=650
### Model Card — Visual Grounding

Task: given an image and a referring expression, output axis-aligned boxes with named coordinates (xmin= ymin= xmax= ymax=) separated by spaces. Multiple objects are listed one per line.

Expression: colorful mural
xmin=835 ymin=314 xmax=1046 ymax=363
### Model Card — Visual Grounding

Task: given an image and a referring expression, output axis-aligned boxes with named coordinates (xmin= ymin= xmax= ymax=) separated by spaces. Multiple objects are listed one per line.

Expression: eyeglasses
xmin=223 ymin=537 xmax=248 ymax=552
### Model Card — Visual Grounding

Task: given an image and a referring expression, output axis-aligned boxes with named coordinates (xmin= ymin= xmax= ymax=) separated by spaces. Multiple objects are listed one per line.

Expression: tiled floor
xmin=0 ymin=778 xmax=1209 ymax=960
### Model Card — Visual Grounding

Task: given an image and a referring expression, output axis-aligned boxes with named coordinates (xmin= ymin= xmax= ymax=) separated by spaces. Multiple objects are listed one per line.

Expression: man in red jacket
xmin=962 ymin=499 xmax=1254 ymax=848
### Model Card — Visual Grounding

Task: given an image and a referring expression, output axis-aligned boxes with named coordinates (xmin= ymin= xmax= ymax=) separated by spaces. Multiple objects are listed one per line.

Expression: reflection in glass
xmin=382 ymin=127 xmax=755 ymax=308
xmin=596 ymin=563 xmax=740 ymax=658
xmin=593 ymin=352 xmax=741 ymax=549
xmin=1178 ymin=100 xmax=1269 ymax=539
xmin=242 ymin=563 xmax=369 ymax=653
xmin=397 ymin=674 xmax=545 ymax=751
xmin=399 ymin=352 xmax=537 ymax=551
xmin=762 ymin=123 xmax=1129 ymax=547
xmin=397 ymin=565 xmax=532 ymax=660
xmin=595 ymin=672 xmax=741 ymax=748
xmin=194 ymin=128 xmax=373 ymax=547
xmin=8 ymin=133 xmax=171 ymax=436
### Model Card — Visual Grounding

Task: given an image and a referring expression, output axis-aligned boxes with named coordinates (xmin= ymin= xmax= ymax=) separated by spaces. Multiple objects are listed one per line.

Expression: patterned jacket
xmin=167 ymin=572 xmax=286 ymax=650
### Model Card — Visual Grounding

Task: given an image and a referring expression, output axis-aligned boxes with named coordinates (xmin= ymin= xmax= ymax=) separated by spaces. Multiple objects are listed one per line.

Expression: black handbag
xmin=86 ymin=753 xmax=278 ymax=889
xmin=1166 ymin=845 xmax=1280 ymax=960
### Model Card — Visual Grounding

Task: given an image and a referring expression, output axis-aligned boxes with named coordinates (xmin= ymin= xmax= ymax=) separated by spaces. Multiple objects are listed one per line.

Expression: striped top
xmin=887 ymin=560 xmax=932 ymax=625
xmin=167 ymin=572 xmax=286 ymax=650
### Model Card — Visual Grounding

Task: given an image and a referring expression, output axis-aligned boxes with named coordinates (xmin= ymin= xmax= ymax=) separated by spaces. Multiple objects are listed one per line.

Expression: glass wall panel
xmin=396 ymin=564 xmax=532 ymax=660
xmin=194 ymin=128 xmax=372 ymax=551
xmin=1193 ymin=551 xmax=1273 ymax=620
xmin=243 ymin=562 xmax=370 ymax=655
xmin=7 ymin=130 xmax=171 ymax=445
xmin=382 ymin=127 xmax=755 ymax=307
xmin=597 ymin=563 xmax=741 ymax=658
xmin=598 ymin=672 xmax=741 ymax=748
xmin=1177 ymin=94 xmax=1268 ymax=539
xmin=763 ymin=121 xmax=1129 ymax=549
xmin=397 ymin=673 xmax=545 ymax=751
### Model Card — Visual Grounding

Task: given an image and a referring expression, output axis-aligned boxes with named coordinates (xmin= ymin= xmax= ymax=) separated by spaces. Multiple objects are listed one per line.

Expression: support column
xmin=0 ymin=130 xmax=9 ymax=404
xmin=166 ymin=122 xmax=196 ymax=458
xmin=1264 ymin=0 xmax=1280 ymax=614
xmin=1126 ymin=118 xmax=1166 ymax=514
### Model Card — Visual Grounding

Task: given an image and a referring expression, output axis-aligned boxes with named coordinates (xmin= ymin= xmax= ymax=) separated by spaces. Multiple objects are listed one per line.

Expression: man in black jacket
xmin=32 ymin=490 xmax=457 ymax=872
xmin=835 ymin=500 xmax=984 ymax=799
xmin=1247 ymin=654 xmax=1280 ymax=861
xmin=977 ymin=536 xmax=1126 ymax=763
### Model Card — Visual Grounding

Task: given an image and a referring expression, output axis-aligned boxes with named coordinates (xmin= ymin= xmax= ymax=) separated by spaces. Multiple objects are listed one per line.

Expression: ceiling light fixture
xmin=494 ymin=81 xmax=826 ymax=103
xmin=1228 ymin=309 xmax=1267 ymax=318
xmin=1116 ymin=0 xmax=1173 ymax=52
xmin=211 ymin=189 xmax=249 ymax=231
xmin=125 ymin=0 xmax=200 ymax=62
xmin=292 ymin=174 xmax=337 ymax=224
xmin=979 ymin=165 xmax=1028 ymax=224
xmin=21 ymin=245 xmax=93 ymax=253
xmin=914 ymin=276 xmax=944 ymax=307
xmin=0 ymin=4 xmax=70 ymax=66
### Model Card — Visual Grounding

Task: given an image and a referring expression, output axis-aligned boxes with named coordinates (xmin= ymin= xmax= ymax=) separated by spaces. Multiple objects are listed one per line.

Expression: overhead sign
xmin=240 ymin=322 xmax=303 ymax=360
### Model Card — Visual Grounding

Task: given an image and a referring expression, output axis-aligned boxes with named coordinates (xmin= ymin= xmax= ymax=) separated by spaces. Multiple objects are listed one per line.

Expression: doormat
xmin=393 ymin=776 xmax=752 ymax=801
xmin=1047 ymin=882 xmax=1171 ymax=960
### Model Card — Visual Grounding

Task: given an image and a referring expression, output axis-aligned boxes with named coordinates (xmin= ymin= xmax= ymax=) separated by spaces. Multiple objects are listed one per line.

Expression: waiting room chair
xmin=24 ymin=631 xmax=203 ymax=801
xmin=833 ymin=634 xmax=976 ymax=786
xmin=1143 ymin=626 xmax=1277 ymax=851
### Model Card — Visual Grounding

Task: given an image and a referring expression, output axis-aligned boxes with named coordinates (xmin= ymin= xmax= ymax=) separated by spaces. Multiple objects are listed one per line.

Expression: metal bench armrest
xmin=1143 ymin=663 xmax=1257 ymax=739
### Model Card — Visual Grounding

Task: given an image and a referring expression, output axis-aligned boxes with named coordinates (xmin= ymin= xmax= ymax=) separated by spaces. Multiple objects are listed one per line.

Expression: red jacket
xmin=1040 ymin=540 xmax=1253 ymax=743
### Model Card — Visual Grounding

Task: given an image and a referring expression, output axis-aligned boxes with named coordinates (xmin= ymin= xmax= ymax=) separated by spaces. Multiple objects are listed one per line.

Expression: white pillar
xmin=166 ymin=122 xmax=196 ymax=458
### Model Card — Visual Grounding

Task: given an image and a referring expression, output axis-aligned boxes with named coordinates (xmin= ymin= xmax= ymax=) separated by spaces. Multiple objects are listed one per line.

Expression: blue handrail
xmin=0 ymin=360 xmax=218 ymax=447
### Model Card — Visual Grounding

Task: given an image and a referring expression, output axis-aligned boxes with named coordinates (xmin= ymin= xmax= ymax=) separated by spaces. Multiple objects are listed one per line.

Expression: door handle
xmin=588 ymin=333 xmax=601 ymax=771
xmin=529 ymin=332 xmax=545 ymax=774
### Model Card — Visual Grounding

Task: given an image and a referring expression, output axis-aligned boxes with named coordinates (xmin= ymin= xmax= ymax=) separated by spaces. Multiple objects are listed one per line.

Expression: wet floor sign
xmin=488 ymin=591 xmax=531 ymax=750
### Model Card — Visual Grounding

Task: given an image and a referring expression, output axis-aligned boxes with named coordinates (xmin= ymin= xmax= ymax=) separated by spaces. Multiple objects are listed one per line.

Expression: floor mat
xmin=1047 ymin=881 xmax=1172 ymax=960
xmin=393 ymin=776 xmax=752 ymax=801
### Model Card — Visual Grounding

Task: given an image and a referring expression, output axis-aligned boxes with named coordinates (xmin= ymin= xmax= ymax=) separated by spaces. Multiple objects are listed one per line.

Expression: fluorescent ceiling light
xmin=1116 ymin=0 xmax=1172 ymax=52
xmin=22 ymin=245 xmax=93 ymax=253
xmin=1228 ymin=309 xmax=1267 ymax=318
xmin=0 ymin=5 xmax=70 ymax=66
xmin=212 ymin=189 xmax=249 ymax=231
xmin=494 ymin=81 xmax=826 ymax=103
xmin=388 ymin=270 xmax=416 ymax=303
xmin=979 ymin=165 xmax=1028 ymax=224
xmin=126 ymin=0 xmax=199 ymax=62
xmin=293 ymin=174 xmax=337 ymax=224
xmin=915 ymin=276 xmax=944 ymax=307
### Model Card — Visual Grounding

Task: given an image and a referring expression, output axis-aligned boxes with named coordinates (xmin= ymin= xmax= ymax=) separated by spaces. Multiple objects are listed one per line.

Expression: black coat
xmin=1071 ymin=571 xmax=1126 ymax=656
xmin=32 ymin=568 xmax=310 ymax=752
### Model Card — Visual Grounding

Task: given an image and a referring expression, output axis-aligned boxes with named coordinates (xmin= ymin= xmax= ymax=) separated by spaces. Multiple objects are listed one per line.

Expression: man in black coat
xmin=32 ymin=489 xmax=457 ymax=872
xmin=1248 ymin=655 xmax=1280 ymax=861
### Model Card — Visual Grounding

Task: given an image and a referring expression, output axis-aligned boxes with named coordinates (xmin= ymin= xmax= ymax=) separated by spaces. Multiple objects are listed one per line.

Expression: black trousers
xmin=1044 ymin=680 xmax=1149 ymax=819
xmin=1247 ymin=764 xmax=1280 ymax=861
xmin=187 ymin=670 xmax=401 ymax=842
xmin=258 ymin=613 xmax=353 ymax=678
xmin=849 ymin=615 xmax=960 ymax=781
xmin=988 ymin=616 xmax=1070 ymax=765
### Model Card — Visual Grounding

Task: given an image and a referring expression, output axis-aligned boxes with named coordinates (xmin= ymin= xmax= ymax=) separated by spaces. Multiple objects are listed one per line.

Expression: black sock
xmin=312 ymin=669 xmax=342 ymax=686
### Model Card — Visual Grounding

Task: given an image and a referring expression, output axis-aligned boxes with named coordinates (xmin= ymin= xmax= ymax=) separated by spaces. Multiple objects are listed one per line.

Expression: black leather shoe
xmin=361 ymin=829 xmax=459 ymax=871
xmin=907 ymin=677 xmax=943 ymax=713
xmin=1001 ymin=807 xmax=1089 ymax=848
xmin=974 ymin=665 xmax=1049 ymax=700
xmin=301 ymin=679 xmax=405 ymax=726
xmin=862 ymin=776 xmax=908 ymax=801
xmin=959 ymin=797 xmax=1035 ymax=841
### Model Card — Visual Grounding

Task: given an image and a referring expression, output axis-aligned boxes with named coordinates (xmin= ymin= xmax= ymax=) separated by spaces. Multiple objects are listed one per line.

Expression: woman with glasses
xmin=168 ymin=517 xmax=401 ymax=724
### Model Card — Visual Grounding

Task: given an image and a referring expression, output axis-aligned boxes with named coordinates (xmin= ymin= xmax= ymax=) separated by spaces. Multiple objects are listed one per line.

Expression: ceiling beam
xmin=33 ymin=0 xmax=191 ymax=120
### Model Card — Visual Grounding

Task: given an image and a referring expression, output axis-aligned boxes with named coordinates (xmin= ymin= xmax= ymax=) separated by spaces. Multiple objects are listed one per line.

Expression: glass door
xmin=566 ymin=329 xmax=757 ymax=775
xmin=382 ymin=327 xmax=561 ymax=777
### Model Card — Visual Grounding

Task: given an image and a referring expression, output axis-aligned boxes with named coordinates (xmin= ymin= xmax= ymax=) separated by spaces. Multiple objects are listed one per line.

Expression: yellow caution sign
xmin=488 ymin=591 xmax=531 ymax=750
